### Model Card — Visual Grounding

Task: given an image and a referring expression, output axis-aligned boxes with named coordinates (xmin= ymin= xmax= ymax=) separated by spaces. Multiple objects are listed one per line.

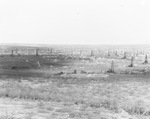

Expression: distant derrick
xmin=129 ymin=56 xmax=134 ymax=67
xmin=90 ymin=50 xmax=94 ymax=57
xmin=73 ymin=70 xmax=77 ymax=74
xmin=71 ymin=49 xmax=74 ymax=56
xmin=123 ymin=52 xmax=127 ymax=59
xmin=36 ymin=49 xmax=39 ymax=56
xmin=144 ymin=54 xmax=148 ymax=64
xmin=115 ymin=50 xmax=118 ymax=56
xmin=11 ymin=50 xmax=14 ymax=56
xmin=50 ymin=48 xmax=53 ymax=53
xmin=107 ymin=60 xmax=114 ymax=73
xmin=107 ymin=51 xmax=110 ymax=57
xmin=111 ymin=60 xmax=114 ymax=73
xmin=80 ymin=50 xmax=82 ymax=56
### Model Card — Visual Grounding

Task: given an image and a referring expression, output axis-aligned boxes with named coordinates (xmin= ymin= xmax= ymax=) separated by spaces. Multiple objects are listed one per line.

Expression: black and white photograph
xmin=0 ymin=0 xmax=150 ymax=119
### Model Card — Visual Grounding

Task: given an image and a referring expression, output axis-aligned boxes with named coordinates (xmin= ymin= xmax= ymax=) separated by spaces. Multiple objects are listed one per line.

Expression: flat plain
xmin=0 ymin=44 xmax=150 ymax=119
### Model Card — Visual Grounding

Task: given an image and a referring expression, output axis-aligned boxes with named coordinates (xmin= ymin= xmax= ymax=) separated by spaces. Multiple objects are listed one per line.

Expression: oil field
xmin=0 ymin=44 xmax=150 ymax=119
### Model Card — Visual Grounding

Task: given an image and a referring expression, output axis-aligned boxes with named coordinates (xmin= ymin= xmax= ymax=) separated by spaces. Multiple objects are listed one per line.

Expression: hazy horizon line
xmin=0 ymin=43 xmax=150 ymax=46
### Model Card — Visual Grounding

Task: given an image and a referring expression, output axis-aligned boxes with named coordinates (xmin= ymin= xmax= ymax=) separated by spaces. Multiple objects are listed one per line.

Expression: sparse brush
xmin=37 ymin=101 xmax=45 ymax=109
xmin=87 ymin=98 xmax=119 ymax=112
xmin=122 ymin=100 xmax=150 ymax=116
xmin=1 ymin=78 xmax=150 ymax=118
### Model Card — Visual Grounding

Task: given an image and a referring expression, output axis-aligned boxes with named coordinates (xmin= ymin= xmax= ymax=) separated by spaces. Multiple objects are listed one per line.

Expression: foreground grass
xmin=0 ymin=76 xmax=150 ymax=118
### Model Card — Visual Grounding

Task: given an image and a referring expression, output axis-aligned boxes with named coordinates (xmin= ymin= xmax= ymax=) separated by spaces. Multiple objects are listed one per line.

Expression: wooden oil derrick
xmin=110 ymin=60 xmax=114 ymax=73
xmin=98 ymin=50 xmax=102 ymax=57
xmin=115 ymin=50 xmax=117 ymax=56
xmin=71 ymin=49 xmax=74 ymax=56
xmin=47 ymin=48 xmax=52 ymax=55
xmin=133 ymin=52 xmax=136 ymax=60
xmin=50 ymin=48 xmax=53 ymax=53
xmin=108 ymin=60 xmax=114 ymax=73
xmin=107 ymin=51 xmax=110 ymax=57
xmin=0 ymin=50 xmax=4 ymax=57
xmin=17 ymin=51 xmax=21 ymax=56
xmin=115 ymin=50 xmax=118 ymax=56
xmin=90 ymin=50 xmax=94 ymax=57
xmin=15 ymin=49 xmax=19 ymax=56
xmin=144 ymin=54 xmax=148 ymax=64
xmin=36 ymin=49 xmax=39 ymax=56
xmin=73 ymin=70 xmax=77 ymax=74
xmin=11 ymin=49 xmax=14 ymax=56
xmin=80 ymin=50 xmax=82 ymax=56
xmin=123 ymin=52 xmax=127 ymax=59
xmin=129 ymin=56 xmax=134 ymax=67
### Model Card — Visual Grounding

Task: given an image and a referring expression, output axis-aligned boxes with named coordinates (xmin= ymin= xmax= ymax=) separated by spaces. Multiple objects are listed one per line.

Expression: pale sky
xmin=0 ymin=0 xmax=150 ymax=45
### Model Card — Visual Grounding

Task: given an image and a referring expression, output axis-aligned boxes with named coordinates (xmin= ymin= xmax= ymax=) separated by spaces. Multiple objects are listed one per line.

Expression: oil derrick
xmin=73 ymin=70 xmax=77 ymax=74
xmin=133 ymin=52 xmax=136 ymax=60
xmin=144 ymin=54 xmax=148 ymax=64
xmin=110 ymin=60 xmax=114 ymax=73
xmin=107 ymin=51 xmax=110 ymax=57
xmin=123 ymin=52 xmax=127 ymax=59
xmin=90 ymin=50 xmax=94 ymax=57
xmin=129 ymin=56 xmax=134 ymax=67
xmin=115 ymin=50 xmax=118 ymax=57
xmin=47 ymin=48 xmax=52 ymax=55
xmin=108 ymin=60 xmax=114 ymax=73
xmin=98 ymin=50 xmax=102 ymax=57
xmin=50 ymin=48 xmax=53 ymax=53
xmin=115 ymin=50 xmax=117 ymax=56
xmin=71 ymin=49 xmax=74 ymax=56
xmin=80 ymin=50 xmax=82 ymax=56
xmin=0 ymin=49 xmax=4 ymax=56
xmin=15 ymin=50 xmax=18 ymax=55
xmin=11 ymin=49 xmax=14 ymax=56
xmin=36 ymin=49 xmax=39 ymax=56
xmin=17 ymin=50 xmax=21 ymax=56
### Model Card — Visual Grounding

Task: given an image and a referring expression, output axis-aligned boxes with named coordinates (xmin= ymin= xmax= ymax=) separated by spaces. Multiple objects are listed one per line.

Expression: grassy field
xmin=0 ymin=45 xmax=150 ymax=119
